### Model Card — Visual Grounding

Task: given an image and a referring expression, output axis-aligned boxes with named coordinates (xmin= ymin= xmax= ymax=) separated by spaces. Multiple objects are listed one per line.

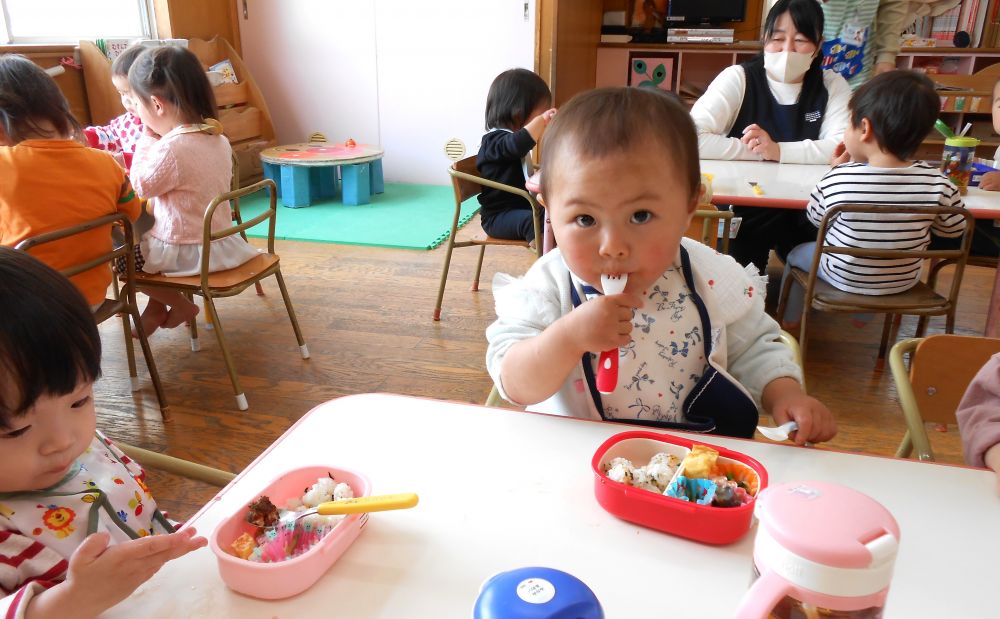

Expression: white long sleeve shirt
xmin=690 ymin=64 xmax=852 ymax=164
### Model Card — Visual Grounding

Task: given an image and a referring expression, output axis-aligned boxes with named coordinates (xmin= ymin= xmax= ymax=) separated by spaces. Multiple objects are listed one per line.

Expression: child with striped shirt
xmin=779 ymin=70 xmax=968 ymax=328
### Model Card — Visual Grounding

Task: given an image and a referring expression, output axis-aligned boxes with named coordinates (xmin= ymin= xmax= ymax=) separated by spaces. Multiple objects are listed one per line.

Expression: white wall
xmin=239 ymin=0 xmax=536 ymax=185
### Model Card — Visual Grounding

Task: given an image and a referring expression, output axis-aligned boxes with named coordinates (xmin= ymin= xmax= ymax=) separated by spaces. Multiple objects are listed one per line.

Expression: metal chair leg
xmin=895 ymin=430 xmax=913 ymax=458
xmin=120 ymin=305 xmax=140 ymax=392
xmin=875 ymin=314 xmax=895 ymax=370
xmin=202 ymin=293 xmax=248 ymax=411
xmin=433 ymin=235 xmax=458 ymax=321
xmin=126 ymin=302 xmax=170 ymax=422
xmin=471 ymin=245 xmax=487 ymax=292
xmin=273 ymin=270 xmax=309 ymax=359
xmin=185 ymin=292 xmax=200 ymax=352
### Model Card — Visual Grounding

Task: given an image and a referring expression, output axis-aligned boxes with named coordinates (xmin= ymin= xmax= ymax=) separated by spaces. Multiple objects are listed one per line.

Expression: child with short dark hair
xmin=486 ymin=87 xmax=835 ymax=444
xmin=477 ymin=68 xmax=557 ymax=244
xmin=0 ymin=247 xmax=205 ymax=618
xmin=83 ymin=45 xmax=146 ymax=170
xmin=0 ymin=53 xmax=142 ymax=308
xmin=779 ymin=70 xmax=968 ymax=327
xmin=127 ymin=46 xmax=258 ymax=335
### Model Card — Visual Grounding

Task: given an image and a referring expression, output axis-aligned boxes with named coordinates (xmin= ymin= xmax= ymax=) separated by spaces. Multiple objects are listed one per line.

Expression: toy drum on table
xmin=941 ymin=136 xmax=981 ymax=194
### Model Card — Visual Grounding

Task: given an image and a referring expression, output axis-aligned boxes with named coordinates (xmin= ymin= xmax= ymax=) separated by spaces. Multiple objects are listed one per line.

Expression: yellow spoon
xmin=273 ymin=492 xmax=418 ymax=529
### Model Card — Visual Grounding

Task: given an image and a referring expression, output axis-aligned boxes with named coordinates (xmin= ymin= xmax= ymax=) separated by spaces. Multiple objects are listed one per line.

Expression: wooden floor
xmin=96 ymin=216 xmax=993 ymax=519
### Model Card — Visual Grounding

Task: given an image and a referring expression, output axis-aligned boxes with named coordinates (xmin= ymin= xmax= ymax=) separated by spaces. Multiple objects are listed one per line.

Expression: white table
xmin=103 ymin=394 xmax=997 ymax=618
xmin=701 ymin=159 xmax=1000 ymax=218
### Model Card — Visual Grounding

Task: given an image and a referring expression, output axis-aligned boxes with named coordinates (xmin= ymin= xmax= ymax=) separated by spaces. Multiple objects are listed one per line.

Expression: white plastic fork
xmin=756 ymin=421 xmax=798 ymax=441
xmin=596 ymin=274 xmax=628 ymax=394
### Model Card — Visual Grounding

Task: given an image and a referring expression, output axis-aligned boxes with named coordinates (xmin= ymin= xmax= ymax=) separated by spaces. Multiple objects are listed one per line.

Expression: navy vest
xmin=569 ymin=246 xmax=759 ymax=438
xmin=728 ymin=56 xmax=828 ymax=143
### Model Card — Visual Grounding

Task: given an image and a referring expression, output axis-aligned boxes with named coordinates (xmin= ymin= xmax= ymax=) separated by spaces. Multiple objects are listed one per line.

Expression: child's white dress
xmin=130 ymin=125 xmax=260 ymax=276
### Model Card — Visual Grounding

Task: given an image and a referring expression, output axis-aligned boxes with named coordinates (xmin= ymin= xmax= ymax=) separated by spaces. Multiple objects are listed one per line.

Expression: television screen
xmin=667 ymin=0 xmax=746 ymax=25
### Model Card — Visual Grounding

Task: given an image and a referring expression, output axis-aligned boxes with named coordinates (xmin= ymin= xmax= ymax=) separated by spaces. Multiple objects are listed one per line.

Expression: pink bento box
xmin=209 ymin=465 xmax=371 ymax=600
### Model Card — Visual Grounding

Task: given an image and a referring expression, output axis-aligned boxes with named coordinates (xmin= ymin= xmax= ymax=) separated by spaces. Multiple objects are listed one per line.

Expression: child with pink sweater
xmin=128 ymin=46 xmax=258 ymax=335
xmin=956 ymin=353 xmax=1000 ymax=493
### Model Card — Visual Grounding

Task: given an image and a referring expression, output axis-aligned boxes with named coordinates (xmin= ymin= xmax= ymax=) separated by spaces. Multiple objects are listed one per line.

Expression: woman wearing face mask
xmin=690 ymin=0 xmax=851 ymax=270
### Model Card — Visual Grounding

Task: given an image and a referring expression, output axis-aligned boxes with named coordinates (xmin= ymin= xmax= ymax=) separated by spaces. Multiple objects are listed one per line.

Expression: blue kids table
xmin=259 ymin=142 xmax=385 ymax=208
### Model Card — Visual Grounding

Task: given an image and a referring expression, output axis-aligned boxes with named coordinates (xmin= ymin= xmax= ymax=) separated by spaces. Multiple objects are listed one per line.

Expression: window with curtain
xmin=0 ymin=0 xmax=155 ymax=44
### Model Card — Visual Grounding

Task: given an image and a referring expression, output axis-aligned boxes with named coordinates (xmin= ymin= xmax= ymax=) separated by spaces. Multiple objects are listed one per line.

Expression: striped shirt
xmin=806 ymin=161 xmax=967 ymax=295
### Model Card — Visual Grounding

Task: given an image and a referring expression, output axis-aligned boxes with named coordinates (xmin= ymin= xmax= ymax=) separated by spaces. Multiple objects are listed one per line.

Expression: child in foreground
xmin=477 ymin=68 xmax=557 ymax=245
xmin=0 ymin=248 xmax=205 ymax=618
xmin=486 ymin=87 xmax=836 ymax=444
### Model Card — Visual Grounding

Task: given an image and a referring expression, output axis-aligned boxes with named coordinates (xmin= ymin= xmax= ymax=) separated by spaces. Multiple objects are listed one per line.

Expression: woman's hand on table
xmin=830 ymin=142 xmax=851 ymax=167
xmin=741 ymin=124 xmax=780 ymax=161
xmin=762 ymin=377 xmax=837 ymax=446
xmin=979 ymin=171 xmax=1000 ymax=191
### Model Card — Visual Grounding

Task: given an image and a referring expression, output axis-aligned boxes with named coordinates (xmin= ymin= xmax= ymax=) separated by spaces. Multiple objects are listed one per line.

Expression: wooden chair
xmin=15 ymin=213 xmax=170 ymax=420
xmin=133 ymin=179 xmax=308 ymax=411
xmin=889 ymin=335 xmax=1000 ymax=461
xmin=775 ymin=204 xmax=974 ymax=370
xmin=433 ymin=155 xmax=543 ymax=321
xmin=686 ymin=203 xmax=734 ymax=254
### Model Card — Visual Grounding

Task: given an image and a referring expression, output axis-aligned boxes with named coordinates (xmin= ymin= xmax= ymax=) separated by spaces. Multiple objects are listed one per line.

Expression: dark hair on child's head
xmin=111 ymin=44 xmax=147 ymax=78
xmin=849 ymin=70 xmax=939 ymax=160
xmin=128 ymin=46 xmax=217 ymax=123
xmin=539 ymin=87 xmax=700 ymax=201
xmin=484 ymin=68 xmax=552 ymax=131
xmin=0 ymin=54 xmax=81 ymax=144
xmin=0 ymin=248 xmax=101 ymax=427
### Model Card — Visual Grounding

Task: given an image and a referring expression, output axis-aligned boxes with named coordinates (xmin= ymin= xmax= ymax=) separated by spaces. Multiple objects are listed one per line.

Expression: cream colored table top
xmin=701 ymin=159 xmax=1000 ymax=218
xmin=102 ymin=394 xmax=998 ymax=618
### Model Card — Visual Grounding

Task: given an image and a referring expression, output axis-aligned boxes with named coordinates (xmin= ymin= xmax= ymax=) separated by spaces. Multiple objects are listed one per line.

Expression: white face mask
xmin=763 ymin=50 xmax=814 ymax=83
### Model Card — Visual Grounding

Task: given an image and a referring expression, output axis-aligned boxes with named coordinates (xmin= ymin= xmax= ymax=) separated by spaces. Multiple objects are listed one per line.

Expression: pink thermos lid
xmin=735 ymin=481 xmax=900 ymax=618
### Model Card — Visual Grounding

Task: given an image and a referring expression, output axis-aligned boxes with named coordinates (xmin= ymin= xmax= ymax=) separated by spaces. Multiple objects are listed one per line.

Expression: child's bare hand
xmin=771 ymin=393 xmax=837 ymax=446
xmin=565 ymin=291 xmax=642 ymax=353
xmin=763 ymin=377 xmax=836 ymax=446
xmin=525 ymin=108 xmax=558 ymax=142
xmin=979 ymin=171 xmax=1000 ymax=191
xmin=830 ymin=142 xmax=851 ymax=167
xmin=63 ymin=528 xmax=205 ymax=616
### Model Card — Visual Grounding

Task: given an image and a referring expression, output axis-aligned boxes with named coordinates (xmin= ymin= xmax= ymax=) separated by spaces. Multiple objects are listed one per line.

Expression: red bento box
xmin=591 ymin=431 xmax=768 ymax=545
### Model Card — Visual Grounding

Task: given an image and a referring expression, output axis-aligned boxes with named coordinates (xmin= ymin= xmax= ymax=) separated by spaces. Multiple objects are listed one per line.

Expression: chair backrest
xmin=14 ymin=213 xmax=137 ymax=300
xmin=448 ymin=156 xmax=543 ymax=257
xmin=200 ymin=179 xmax=277 ymax=283
xmin=686 ymin=204 xmax=734 ymax=254
xmin=805 ymin=203 xmax=974 ymax=308
xmin=910 ymin=334 xmax=1000 ymax=424
xmin=891 ymin=334 xmax=1000 ymax=460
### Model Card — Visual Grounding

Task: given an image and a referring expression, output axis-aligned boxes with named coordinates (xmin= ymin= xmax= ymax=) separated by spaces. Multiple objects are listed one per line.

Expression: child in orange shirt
xmin=0 ymin=54 xmax=142 ymax=307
